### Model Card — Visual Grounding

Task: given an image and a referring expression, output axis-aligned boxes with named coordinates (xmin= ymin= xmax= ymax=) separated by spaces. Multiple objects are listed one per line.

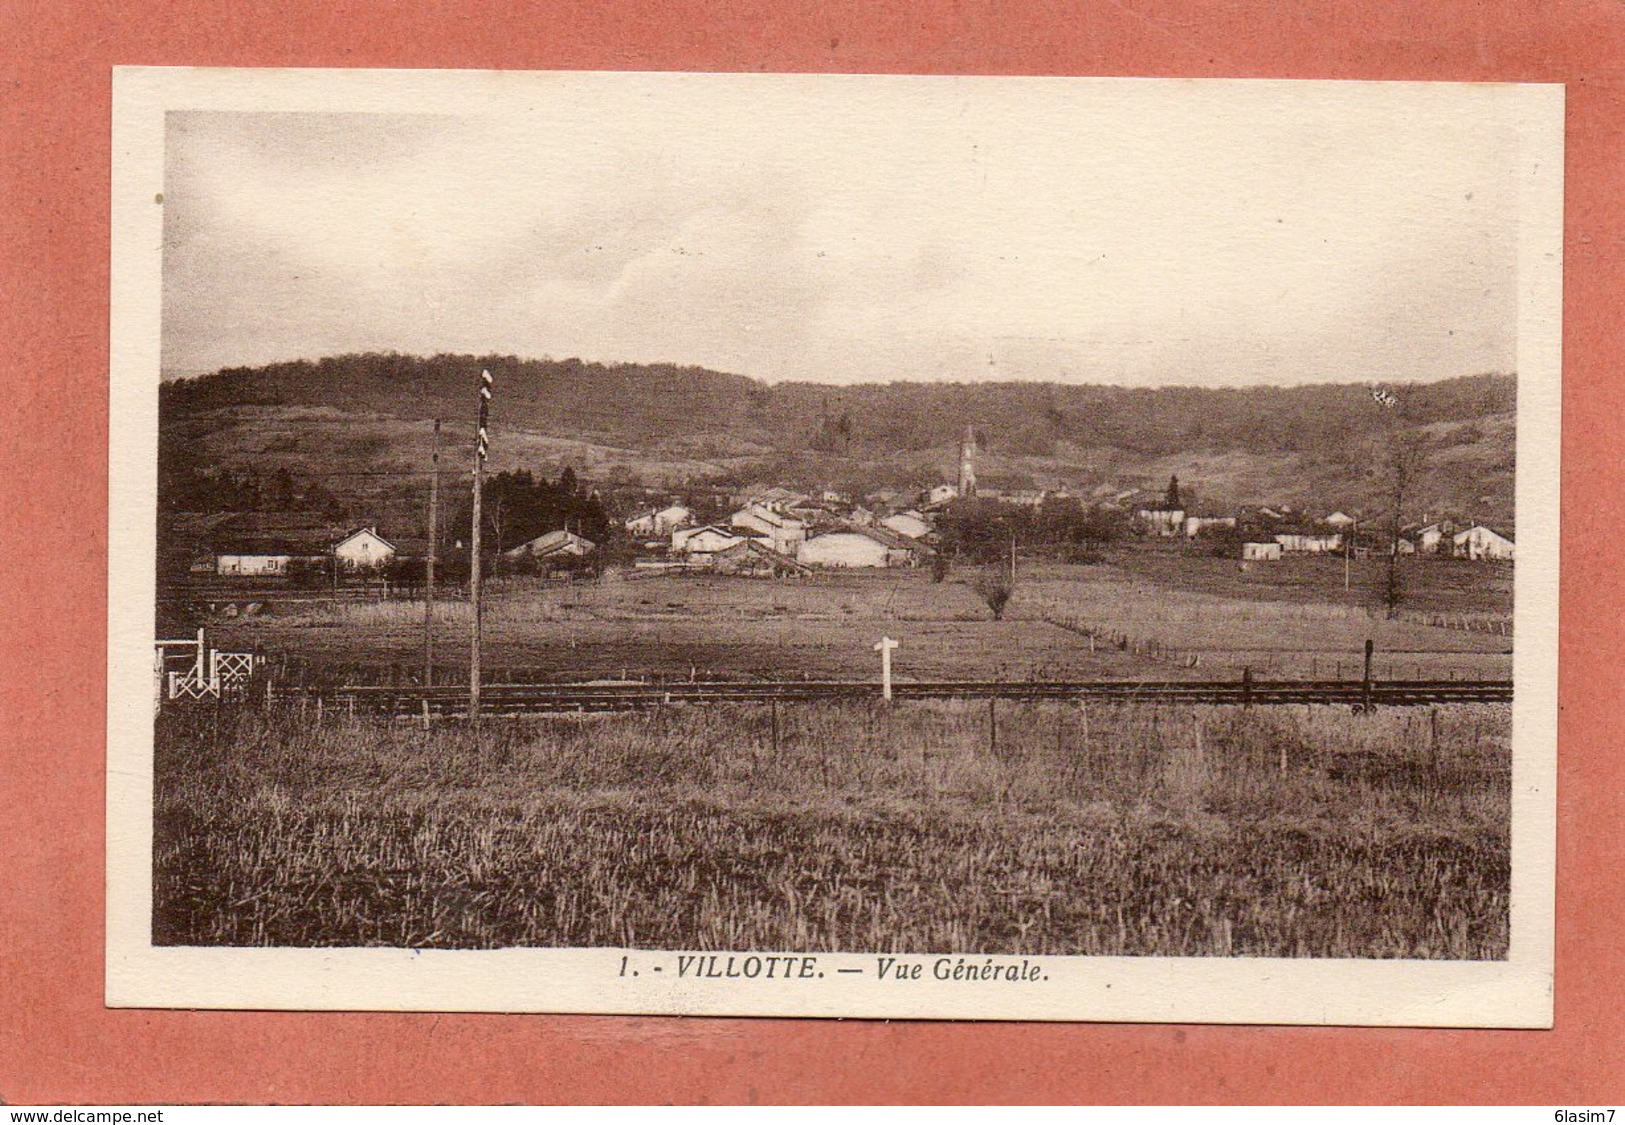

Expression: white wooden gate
xmin=154 ymin=629 xmax=260 ymax=708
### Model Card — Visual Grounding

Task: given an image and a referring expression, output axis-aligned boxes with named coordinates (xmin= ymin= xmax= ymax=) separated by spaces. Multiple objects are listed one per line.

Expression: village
xmin=172 ymin=425 xmax=1514 ymax=593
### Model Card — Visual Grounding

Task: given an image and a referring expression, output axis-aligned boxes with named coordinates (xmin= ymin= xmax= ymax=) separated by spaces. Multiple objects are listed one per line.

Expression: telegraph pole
xmin=1344 ymin=518 xmax=1353 ymax=592
xmin=423 ymin=418 xmax=440 ymax=685
xmin=470 ymin=371 xmax=493 ymax=729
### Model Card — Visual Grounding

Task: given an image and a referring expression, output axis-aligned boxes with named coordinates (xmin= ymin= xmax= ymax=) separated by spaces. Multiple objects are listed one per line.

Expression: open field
xmin=153 ymin=699 xmax=1510 ymax=956
xmin=204 ymin=560 xmax=1513 ymax=685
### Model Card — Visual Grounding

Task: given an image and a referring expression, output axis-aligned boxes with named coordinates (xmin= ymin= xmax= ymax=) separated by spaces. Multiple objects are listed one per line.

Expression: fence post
xmin=1242 ymin=666 xmax=1252 ymax=709
xmin=1079 ymin=699 xmax=1090 ymax=781
xmin=988 ymin=697 xmax=998 ymax=757
xmin=771 ymin=698 xmax=779 ymax=757
xmin=1361 ymin=639 xmax=1374 ymax=713
xmin=1429 ymin=706 xmax=1440 ymax=781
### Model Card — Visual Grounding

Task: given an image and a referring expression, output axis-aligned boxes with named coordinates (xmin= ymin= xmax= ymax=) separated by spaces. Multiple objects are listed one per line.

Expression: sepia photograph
xmin=107 ymin=68 xmax=1561 ymax=1023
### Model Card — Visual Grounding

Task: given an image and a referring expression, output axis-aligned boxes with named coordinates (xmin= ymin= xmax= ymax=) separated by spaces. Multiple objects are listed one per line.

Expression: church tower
xmin=958 ymin=425 xmax=977 ymax=498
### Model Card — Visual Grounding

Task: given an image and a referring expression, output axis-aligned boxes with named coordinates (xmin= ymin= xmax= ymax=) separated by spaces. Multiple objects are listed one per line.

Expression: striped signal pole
xmin=424 ymin=418 xmax=440 ymax=687
xmin=470 ymin=370 xmax=493 ymax=729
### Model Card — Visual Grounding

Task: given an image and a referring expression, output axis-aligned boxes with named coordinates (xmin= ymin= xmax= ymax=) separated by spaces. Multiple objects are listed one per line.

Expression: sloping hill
xmin=161 ymin=354 xmax=1516 ymax=527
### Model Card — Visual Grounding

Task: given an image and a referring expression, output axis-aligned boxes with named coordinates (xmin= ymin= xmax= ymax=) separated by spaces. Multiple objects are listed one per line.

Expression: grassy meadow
xmin=206 ymin=556 xmax=1513 ymax=685
xmin=154 ymin=698 xmax=1511 ymax=957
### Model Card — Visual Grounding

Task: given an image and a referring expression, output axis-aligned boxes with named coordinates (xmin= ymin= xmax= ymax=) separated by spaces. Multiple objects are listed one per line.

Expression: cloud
xmin=161 ymin=77 xmax=1523 ymax=387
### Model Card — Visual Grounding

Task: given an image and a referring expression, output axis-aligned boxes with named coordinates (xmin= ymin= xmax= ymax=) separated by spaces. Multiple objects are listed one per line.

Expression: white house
xmin=730 ymin=504 xmax=807 ymax=556
xmin=1323 ymin=511 xmax=1357 ymax=528
xmin=1242 ymin=542 xmax=1283 ymax=561
xmin=332 ymin=527 xmax=397 ymax=570
xmin=672 ymin=524 xmax=758 ymax=564
xmin=1452 ymin=525 xmax=1515 ymax=561
xmin=880 ymin=510 xmax=932 ymax=539
xmin=215 ymin=549 xmax=312 ymax=577
xmin=505 ymin=528 xmax=596 ymax=560
xmin=1135 ymin=507 xmax=1185 ymax=537
xmin=1414 ymin=523 xmax=1449 ymax=554
xmin=1274 ymin=531 xmax=1343 ymax=554
xmin=798 ymin=529 xmax=899 ymax=568
xmin=212 ymin=524 xmax=333 ymax=576
xmin=625 ymin=504 xmax=692 ymax=538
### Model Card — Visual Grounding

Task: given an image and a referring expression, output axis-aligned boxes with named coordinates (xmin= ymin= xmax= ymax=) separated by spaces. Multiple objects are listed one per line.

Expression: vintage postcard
xmin=108 ymin=68 xmax=1561 ymax=1024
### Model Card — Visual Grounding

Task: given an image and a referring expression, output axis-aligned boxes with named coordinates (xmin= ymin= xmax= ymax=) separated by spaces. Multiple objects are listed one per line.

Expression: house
xmin=1274 ymin=530 xmax=1343 ymax=554
xmin=1323 ymin=511 xmax=1357 ymax=528
xmin=214 ymin=534 xmax=329 ymax=577
xmin=1242 ymin=542 xmax=1283 ymax=561
xmin=332 ymin=527 xmax=397 ymax=570
xmin=625 ymin=504 xmax=693 ymax=538
xmin=1414 ymin=522 xmax=1453 ymax=554
xmin=1184 ymin=515 xmax=1237 ymax=539
xmin=730 ymin=504 xmax=808 ymax=556
xmin=672 ymin=524 xmax=761 ymax=565
xmin=1452 ymin=525 xmax=1515 ymax=561
xmin=209 ymin=515 xmax=341 ymax=576
xmin=745 ymin=487 xmax=813 ymax=513
xmin=798 ymin=526 xmax=929 ymax=569
xmin=505 ymin=528 xmax=596 ymax=561
xmin=1134 ymin=507 xmax=1185 ymax=537
xmin=712 ymin=539 xmax=809 ymax=578
xmin=880 ymin=510 xmax=932 ymax=539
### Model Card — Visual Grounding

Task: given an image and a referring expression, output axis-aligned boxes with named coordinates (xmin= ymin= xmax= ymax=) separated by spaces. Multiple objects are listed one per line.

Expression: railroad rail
xmin=267 ymin=678 xmax=1514 ymax=716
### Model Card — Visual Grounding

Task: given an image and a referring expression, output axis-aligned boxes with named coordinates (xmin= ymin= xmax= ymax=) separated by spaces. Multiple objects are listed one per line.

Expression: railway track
xmin=271 ymin=678 xmax=1514 ymax=716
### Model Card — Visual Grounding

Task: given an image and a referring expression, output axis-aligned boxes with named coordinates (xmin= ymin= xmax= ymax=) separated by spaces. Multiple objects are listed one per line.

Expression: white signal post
xmin=874 ymin=635 xmax=899 ymax=701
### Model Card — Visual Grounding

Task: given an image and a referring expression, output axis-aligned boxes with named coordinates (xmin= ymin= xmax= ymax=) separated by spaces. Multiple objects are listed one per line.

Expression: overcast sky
xmin=161 ymin=75 xmax=1521 ymax=387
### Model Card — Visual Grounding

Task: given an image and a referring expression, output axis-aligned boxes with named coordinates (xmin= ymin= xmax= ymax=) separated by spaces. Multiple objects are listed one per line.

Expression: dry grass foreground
xmin=153 ymin=700 xmax=1510 ymax=958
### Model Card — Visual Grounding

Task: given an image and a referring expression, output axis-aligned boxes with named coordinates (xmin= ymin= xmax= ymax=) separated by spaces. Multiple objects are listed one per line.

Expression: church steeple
xmin=958 ymin=425 xmax=977 ymax=498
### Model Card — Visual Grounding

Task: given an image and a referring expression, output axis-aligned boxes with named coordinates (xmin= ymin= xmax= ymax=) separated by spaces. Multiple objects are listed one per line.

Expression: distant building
xmin=209 ymin=515 xmax=344 ymax=576
xmin=730 ymin=504 xmax=808 ymax=556
xmin=505 ymin=529 xmax=596 ymax=561
xmin=214 ymin=537 xmax=328 ymax=577
xmin=798 ymin=526 xmax=929 ymax=569
xmin=924 ymin=483 xmax=959 ymax=507
xmin=744 ymin=487 xmax=813 ymax=514
xmin=625 ymin=504 xmax=692 ymax=538
xmin=1274 ymin=531 xmax=1343 ymax=554
xmin=1135 ymin=507 xmax=1185 ymax=537
xmin=880 ymin=510 xmax=932 ymax=539
xmin=1242 ymin=541 xmax=1283 ymax=561
xmin=712 ymin=539 xmax=808 ymax=578
xmin=1452 ymin=525 xmax=1515 ymax=561
xmin=1323 ymin=511 xmax=1357 ymax=528
xmin=1414 ymin=522 xmax=1453 ymax=554
xmin=332 ymin=527 xmax=397 ymax=570
xmin=669 ymin=526 xmax=757 ymax=565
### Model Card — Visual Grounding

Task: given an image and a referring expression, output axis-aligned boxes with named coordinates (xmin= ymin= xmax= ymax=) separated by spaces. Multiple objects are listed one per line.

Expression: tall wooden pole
xmin=423 ymin=419 xmax=440 ymax=686
xmin=470 ymin=371 xmax=493 ymax=728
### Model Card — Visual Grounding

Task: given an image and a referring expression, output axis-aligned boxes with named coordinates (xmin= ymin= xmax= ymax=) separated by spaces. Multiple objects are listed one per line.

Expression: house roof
xmin=808 ymin=524 xmax=933 ymax=554
xmin=334 ymin=527 xmax=396 ymax=552
xmin=1454 ymin=524 xmax=1514 ymax=543
xmin=508 ymin=528 xmax=597 ymax=557
xmin=715 ymin=539 xmax=811 ymax=571
xmin=733 ymin=504 xmax=804 ymax=528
